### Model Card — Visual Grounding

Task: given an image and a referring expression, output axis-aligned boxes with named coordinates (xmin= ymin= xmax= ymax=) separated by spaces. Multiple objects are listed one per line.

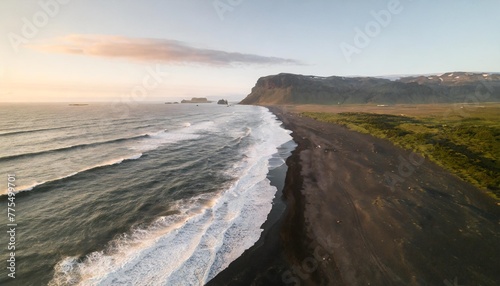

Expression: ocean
xmin=0 ymin=103 xmax=294 ymax=285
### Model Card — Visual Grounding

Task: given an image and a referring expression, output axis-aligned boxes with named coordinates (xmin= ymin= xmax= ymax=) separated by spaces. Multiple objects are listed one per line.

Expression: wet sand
xmin=208 ymin=106 xmax=500 ymax=285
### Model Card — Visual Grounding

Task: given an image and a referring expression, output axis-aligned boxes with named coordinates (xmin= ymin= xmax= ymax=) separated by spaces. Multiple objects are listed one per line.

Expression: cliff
xmin=239 ymin=72 xmax=500 ymax=105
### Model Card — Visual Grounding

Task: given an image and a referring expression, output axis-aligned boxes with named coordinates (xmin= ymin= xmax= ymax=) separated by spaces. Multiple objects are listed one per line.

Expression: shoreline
xmin=208 ymin=106 xmax=500 ymax=285
xmin=206 ymin=136 xmax=296 ymax=285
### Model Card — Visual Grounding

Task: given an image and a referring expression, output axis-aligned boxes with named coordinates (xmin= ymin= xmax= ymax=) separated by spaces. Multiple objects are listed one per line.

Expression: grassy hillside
xmin=303 ymin=108 xmax=500 ymax=199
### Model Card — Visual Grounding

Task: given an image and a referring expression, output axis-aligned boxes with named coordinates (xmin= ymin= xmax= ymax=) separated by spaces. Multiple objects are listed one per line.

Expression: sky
xmin=1 ymin=0 xmax=499 ymax=102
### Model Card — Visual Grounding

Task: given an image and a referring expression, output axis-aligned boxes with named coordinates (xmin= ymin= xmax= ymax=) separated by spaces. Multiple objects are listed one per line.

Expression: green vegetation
xmin=303 ymin=110 xmax=500 ymax=199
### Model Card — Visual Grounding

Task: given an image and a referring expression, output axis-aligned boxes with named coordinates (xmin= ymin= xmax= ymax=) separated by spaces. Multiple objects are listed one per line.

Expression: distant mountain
xmin=239 ymin=72 xmax=500 ymax=105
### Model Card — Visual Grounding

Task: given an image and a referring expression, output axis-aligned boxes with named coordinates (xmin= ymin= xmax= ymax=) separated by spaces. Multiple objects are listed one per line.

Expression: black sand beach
xmin=208 ymin=106 xmax=500 ymax=286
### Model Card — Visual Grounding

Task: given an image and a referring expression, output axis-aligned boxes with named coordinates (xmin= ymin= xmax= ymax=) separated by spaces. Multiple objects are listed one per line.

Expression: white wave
xmin=48 ymin=193 xmax=220 ymax=286
xmin=48 ymin=106 xmax=294 ymax=286
xmin=131 ymin=121 xmax=215 ymax=152
xmin=2 ymin=120 xmax=218 ymax=196
xmin=2 ymin=153 xmax=143 ymax=196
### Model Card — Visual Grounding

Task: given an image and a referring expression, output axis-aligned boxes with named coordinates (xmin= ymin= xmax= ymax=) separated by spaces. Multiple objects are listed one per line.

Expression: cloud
xmin=28 ymin=34 xmax=301 ymax=66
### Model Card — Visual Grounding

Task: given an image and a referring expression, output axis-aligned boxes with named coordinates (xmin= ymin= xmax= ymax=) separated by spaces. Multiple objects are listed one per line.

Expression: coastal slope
xmin=239 ymin=72 xmax=500 ymax=105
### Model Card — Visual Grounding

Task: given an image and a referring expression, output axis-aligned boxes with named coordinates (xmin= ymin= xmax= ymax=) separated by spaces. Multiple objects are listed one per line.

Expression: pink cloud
xmin=28 ymin=34 xmax=301 ymax=66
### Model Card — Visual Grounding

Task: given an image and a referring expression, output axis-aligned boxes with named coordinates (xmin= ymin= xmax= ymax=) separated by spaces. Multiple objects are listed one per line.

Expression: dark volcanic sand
xmin=207 ymin=106 xmax=500 ymax=286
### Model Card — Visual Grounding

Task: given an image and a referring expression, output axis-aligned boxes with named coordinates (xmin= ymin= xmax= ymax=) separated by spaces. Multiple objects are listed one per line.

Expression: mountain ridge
xmin=239 ymin=72 xmax=500 ymax=105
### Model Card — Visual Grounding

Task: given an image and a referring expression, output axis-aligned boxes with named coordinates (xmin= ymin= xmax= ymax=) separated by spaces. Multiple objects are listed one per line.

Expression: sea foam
xmin=48 ymin=107 xmax=293 ymax=286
